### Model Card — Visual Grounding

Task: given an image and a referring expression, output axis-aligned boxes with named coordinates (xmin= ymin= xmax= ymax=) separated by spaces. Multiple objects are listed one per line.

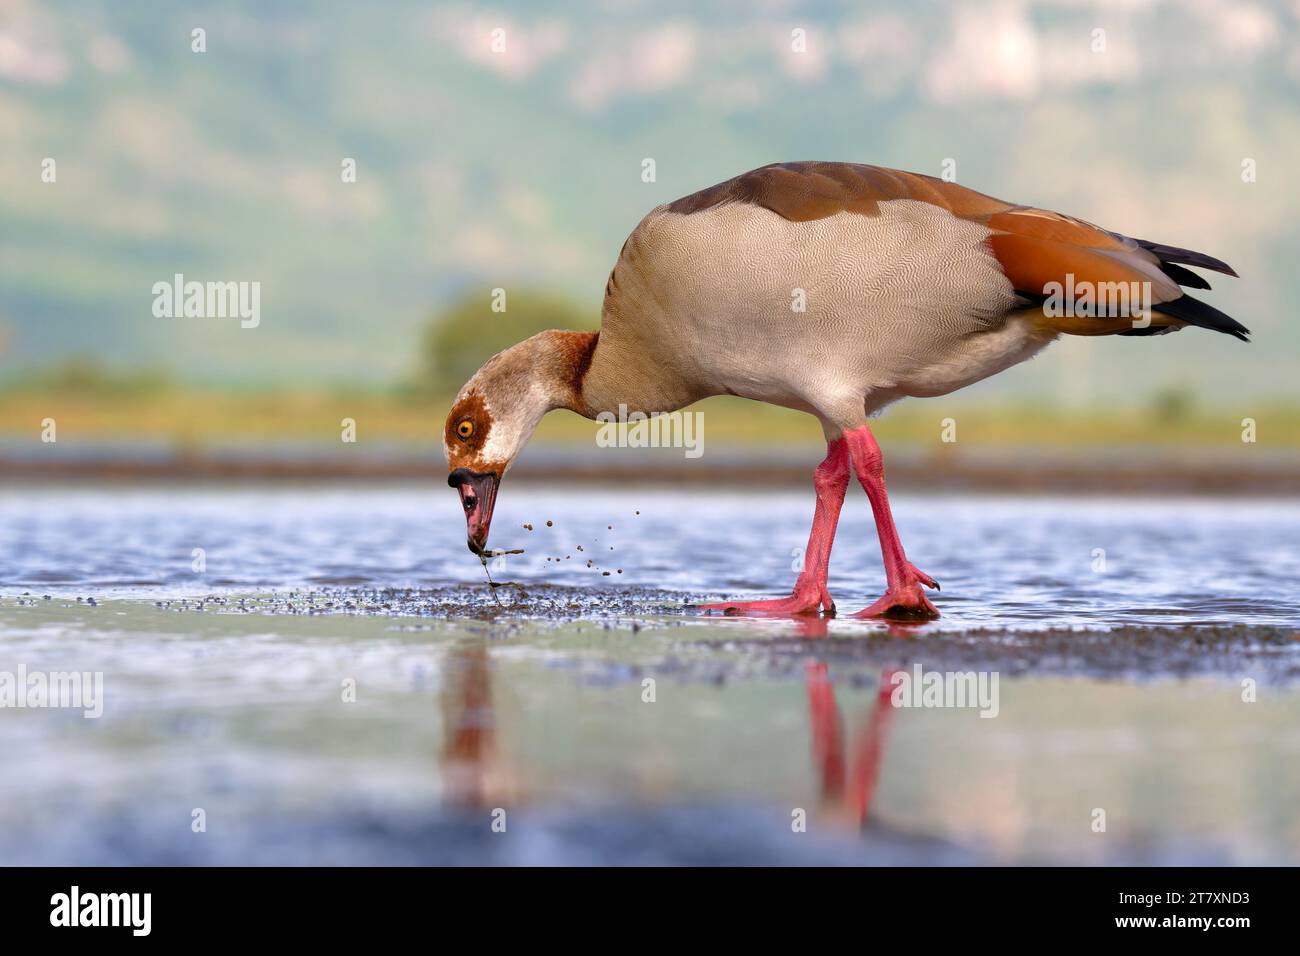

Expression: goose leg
xmin=846 ymin=669 xmax=898 ymax=824
xmin=806 ymin=662 xmax=846 ymax=799
xmin=844 ymin=425 xmax=940 ymax=620
xmin=701 ymin=438 xmax=849 ymax=616
xmin=806 ymin=663 xmax=896 ymax=827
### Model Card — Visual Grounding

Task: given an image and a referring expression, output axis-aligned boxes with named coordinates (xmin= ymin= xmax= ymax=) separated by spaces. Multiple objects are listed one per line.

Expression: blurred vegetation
xmin=3 ymin=357 xmax=175 ymax=398
xmin=0 ymin=298 xmax=1296 ymax=454
xmin=0 ymin=356 xmax=1296 ymax=450
xmin=1152 ymin=385 xmax=1195 ymax=424
xmin=419 ymin=289 xmax=598 ymax=393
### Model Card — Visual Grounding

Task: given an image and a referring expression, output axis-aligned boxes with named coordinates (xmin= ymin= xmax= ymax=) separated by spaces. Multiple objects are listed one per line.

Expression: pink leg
xmin=701 ymin=438 xmax=849 ymax=616
xmin=846 ymin=670 xmax=898 ymax=825
xmin=806 ymin=663 xmax=897 ymax=827
xmin=806 ymin=663 xmax=846 ymax=800
xmin=843 ymin=425 xmax=940 ymax=620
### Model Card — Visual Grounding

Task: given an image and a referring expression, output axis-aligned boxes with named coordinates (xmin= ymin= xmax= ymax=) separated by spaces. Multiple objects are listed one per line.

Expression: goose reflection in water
xmin=435 ymin=624 xmax=902 ymax=837
xmin=438 ymin=640 xmax=522 ymax=810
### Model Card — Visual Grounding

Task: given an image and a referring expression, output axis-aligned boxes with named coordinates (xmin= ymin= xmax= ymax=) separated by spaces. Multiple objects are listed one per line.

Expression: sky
xmin=1 ymin=0 xmax=1298 ymax=404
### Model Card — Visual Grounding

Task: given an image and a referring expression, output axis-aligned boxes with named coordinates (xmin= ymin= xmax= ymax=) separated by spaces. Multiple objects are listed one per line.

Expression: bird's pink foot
xmin=853 ymin=575 xmax=940 ymax=621
xmin=700 ymin=586 xmax=833 ymax=617
xmin=853 ymin=583 xmax=939 ymax=621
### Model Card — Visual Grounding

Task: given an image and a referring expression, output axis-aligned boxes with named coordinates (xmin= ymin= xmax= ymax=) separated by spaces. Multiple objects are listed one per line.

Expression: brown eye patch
xmin=444 ymin=390 xmax=490 ymax=455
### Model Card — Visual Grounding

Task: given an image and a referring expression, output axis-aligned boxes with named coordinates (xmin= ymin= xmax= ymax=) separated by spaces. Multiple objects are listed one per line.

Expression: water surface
xmin=5 ymin=485 xmax=1298 ymax=626
xmin=1 ymin=484 xmax=1297 ymax=864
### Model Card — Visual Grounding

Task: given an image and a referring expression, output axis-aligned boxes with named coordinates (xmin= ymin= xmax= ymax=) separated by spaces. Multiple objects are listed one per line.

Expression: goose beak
xmin=448 ymin=468 xmax=500 ymax=555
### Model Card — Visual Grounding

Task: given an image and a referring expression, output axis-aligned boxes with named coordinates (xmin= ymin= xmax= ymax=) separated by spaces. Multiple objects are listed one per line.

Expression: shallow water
xmin=1 ymin=484 xmax=1298 ymax=864
xmin=5 ymin=484 xmax=1298 ymax=628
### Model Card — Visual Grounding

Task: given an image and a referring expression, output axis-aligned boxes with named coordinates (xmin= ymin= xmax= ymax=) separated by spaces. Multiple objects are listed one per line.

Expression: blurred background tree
xmin=420 ymin=289 xmax=598 ymax=394
xmin=1152 ymin=384 xmax=1195 ymax=424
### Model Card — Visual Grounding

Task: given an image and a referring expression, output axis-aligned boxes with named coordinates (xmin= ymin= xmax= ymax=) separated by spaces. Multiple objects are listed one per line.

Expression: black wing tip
xmin=1159 ymin=261 xmax=1212 ymax=290
xmin=1137 ymin=238 xmax=1239 ymax=279
xmin=1136 ymin=240 xmax=1246 ymax=339
xmin=1154 ymin=292 xmax=1251 ymax=342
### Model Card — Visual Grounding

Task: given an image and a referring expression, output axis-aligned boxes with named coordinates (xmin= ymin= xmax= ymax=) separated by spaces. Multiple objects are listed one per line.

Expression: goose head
xmin=443 ymin=330 xmax=594 ymax=554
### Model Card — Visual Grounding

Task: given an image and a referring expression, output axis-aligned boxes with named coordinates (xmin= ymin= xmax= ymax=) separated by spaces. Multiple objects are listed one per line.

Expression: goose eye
xmin=457 ymin=420 xmax=474 ymax=440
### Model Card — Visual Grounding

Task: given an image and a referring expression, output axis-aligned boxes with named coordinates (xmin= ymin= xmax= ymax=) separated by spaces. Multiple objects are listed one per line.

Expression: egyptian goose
xmin=444 ymin=162 xmax=1245 ymax=619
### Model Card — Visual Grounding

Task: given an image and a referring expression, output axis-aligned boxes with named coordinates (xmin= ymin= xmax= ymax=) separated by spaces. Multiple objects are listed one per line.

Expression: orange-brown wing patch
xmin=987 ymin=208 xmax=1130 ymax=250
xmin=984 ymin=208 xmax=1182 ymax=304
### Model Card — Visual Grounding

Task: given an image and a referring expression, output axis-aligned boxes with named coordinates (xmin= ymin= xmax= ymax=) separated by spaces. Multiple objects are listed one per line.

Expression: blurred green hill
xmin=2 ymin=0 xmax=1298 ymax=408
